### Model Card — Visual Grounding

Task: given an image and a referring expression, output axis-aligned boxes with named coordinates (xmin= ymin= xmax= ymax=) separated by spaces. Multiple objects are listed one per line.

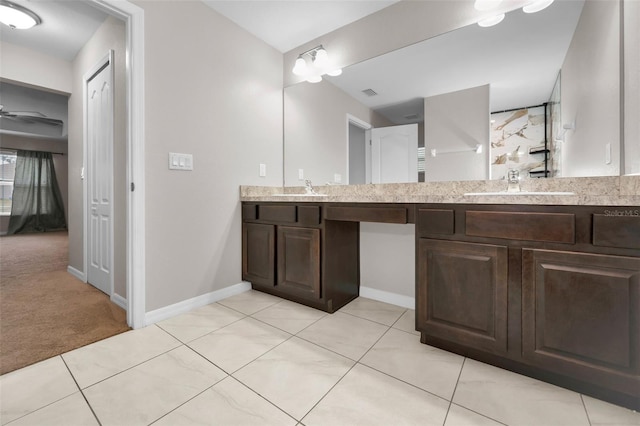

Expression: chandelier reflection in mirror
xmin=474 ymin=0 xmax=554 ymax=28
xmin=292 ymin=45 xmax=342 ymax=83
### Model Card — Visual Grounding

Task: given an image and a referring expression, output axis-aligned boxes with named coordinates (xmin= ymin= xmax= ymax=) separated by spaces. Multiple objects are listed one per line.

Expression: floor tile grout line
xmin=339 ymin=308 xmax=407 ymax=328
xmin=442 ymin=357 xmax=467 ymax=426
xmin=296 ymin=324 xmax=395 ymax=423
xmin=448 ymin=402 xmax=510 ymax=426
xmin=225 ymin=375 xmax=301 ymax=424
xmin=581 ymin=394 xmax=594 ymax=426
xmin=155 ymin=311 xmax=249 ymax=345
xmin=297 ymin=356 xmax=361 ymax=423
xmin=188 ymin=331 xmax=294 ymax=377
xmin=60 ymin=355 xmax=103 ymax=426
xmin=146 ymin=375 xmax=227 ymax=426
xmin=0 ymin=356 xmax=92 ymax=426
xmin=72 ymin=327 xmax=186 ymax=391
xmin=356 ymin=361 xmax=453 ymax=407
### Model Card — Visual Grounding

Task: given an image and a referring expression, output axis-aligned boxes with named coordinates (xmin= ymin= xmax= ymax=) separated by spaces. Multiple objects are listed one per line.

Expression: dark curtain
xmin=7 ymin=150 xmax=67 ymax=234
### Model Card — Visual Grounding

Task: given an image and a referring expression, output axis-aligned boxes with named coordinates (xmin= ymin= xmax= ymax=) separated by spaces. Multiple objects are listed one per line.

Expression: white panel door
xmin=87 ymin=62 xmax=113 ymax=295
xmin=370 ymin=124 xmax=418 ymax=183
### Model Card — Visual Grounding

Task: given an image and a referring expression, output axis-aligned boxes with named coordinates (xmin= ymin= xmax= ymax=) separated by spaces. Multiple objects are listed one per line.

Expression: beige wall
xmin=284 ymin=80 xmax=390 ymax=186
xmin=0 ymin=135 xmax=69 ymax=235
xmin=561 ymin=0 xmax=620 ymax=177
xmin=134 ymin=1 xmax=283 ymax=311
xmin=69 ymin=16 xmax=127 ymax=298
xmin=424 ymin=85 xmax=490 ymax=182
xmin=624 ymin=0 xmax=640 ymax=175
xmin=360 ymin=223 xmax=415 ymax=298
xmin=0 ymin=41 xmax=72 ymax=94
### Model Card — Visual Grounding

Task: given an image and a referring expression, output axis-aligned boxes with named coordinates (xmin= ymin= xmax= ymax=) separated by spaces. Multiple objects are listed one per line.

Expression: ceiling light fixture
xmin=291 ymin=45 xmax=342 ymax=83
xmin=477 ymin=13 xmax=505 ymax=27
xmin=0 ymin=0 xmax=41 ymax=29
xmin=523 ymin=0 xmax=554 ymax=14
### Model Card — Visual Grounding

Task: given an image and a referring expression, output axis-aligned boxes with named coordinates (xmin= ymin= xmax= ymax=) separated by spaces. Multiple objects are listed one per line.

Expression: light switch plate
xmin=298 ymin=169 xmax=304 ymax=180
xmin=169 ymin=153 xmax=193 ymax=171
xmin=259 ymin=163 xmax=267 ymax=177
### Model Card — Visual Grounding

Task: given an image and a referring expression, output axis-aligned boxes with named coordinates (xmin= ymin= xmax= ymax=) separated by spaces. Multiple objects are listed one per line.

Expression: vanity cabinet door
xmin=417 ymin=239 xmax=509 ymax=355
xmin=242 ymin=223 xmax=275 ymax=287
xmin=277 ymin=226 xmax=321 ymax=300
xmin=522 ymin=249 xmax=640 ymax=397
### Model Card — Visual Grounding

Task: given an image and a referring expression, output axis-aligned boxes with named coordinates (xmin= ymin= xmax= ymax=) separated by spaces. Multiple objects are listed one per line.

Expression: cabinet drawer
xmin=258 ymin=205 xmax=297 ymax=223
xmin=325 ymin=206 xmax=407 ymax=223
xmin=593 ymin=214 xmax=640 ymax=249
xmin=242 ymin=204 xmax=257 ymax=221
xmin=298 ymin=206 xmax=321 ymax=226
xmin=417 ymin=209 xmax=454 ymax=237
xmin=466 ymin=211 xmax=575 ymax=243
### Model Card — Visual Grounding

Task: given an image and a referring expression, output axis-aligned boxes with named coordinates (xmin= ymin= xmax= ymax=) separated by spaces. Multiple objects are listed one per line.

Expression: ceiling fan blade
xmin=0 ymin=115 xmax=63 ymax=126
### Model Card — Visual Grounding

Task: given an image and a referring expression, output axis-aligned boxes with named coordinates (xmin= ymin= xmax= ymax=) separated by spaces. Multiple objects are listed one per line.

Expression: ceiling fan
xmin=0 ymin=105 xmax=63 ymax=126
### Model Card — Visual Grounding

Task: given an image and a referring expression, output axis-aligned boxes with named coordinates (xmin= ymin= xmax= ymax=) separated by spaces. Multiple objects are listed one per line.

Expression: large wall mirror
xmin=284 ymin=0 xmax=634 ymax=186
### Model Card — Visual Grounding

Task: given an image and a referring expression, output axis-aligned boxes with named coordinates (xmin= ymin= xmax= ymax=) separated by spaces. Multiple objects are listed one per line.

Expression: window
xmin=0 ymin=151 xmax=17 ymax=215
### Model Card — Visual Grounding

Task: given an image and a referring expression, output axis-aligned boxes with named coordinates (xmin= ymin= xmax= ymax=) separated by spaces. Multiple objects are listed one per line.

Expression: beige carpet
xmin=0 ymin=231 xmax=130 ymax=375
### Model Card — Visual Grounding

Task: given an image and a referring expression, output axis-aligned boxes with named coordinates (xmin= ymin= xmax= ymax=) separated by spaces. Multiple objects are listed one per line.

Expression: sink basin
xmin=464 ymin=191 xmax=575 ymax=196
xmin=272 ymin=193 xmax=328 ymax=197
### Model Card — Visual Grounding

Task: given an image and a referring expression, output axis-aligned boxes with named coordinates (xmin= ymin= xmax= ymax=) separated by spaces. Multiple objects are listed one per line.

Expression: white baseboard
xmin=144 ymin=281 xmax=252 ymax=326
xmin=359 ymin=286 xmax=415 ymax=309
xmin=67 ymin=265 xmax=86 ymax=282
xmin=111 ymin=293 xmax=127 ymax=310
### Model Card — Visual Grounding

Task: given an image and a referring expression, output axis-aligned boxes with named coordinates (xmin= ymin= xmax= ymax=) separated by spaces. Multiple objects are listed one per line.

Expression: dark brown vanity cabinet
xmin=242 ymin=223 xmax=275 ymax=287
xmin=277 ymin=226 xmax=321 ymax=300
xmin=522 ymin=249 xmax=640 ymax=400
xmin=417 ymin=239 xmax=508 ymax=356
xmin=242 ymin=203 xmax=359 ymax=312
xmin=416 ymin=204 xmax=640 ymax=409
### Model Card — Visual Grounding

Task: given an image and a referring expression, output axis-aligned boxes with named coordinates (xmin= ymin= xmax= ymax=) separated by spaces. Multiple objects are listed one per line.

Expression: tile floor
xmin=1 ymin=291 xmax=638 ymax=426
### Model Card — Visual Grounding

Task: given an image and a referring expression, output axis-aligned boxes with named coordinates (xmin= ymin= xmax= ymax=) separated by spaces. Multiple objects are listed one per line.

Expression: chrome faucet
xmin=507 ymin=169 xmax=520 ymax=193
xmin=305 ymin=179 xmax=317 ymax=195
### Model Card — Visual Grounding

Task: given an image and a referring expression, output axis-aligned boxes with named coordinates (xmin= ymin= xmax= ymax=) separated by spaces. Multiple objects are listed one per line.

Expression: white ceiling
xmin=0 ymin=0 xmax=109 ymax=61
xmin=201 ymin=0 xmax=400 ymax=53
xmin=1 ymin=0 xmax=586 ymax=125
xmin=0 ymin=1 xmax=397 ymax=59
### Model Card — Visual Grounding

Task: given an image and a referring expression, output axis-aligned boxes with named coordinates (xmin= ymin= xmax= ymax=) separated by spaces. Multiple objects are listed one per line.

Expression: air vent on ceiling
xmin=404 ymin=114 xmax=419 ymax=120
xmin=361 ymin=88 xmax=378 ymax=97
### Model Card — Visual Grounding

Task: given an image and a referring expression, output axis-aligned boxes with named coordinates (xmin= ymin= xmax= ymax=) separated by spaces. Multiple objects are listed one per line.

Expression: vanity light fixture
xmin=474 ymin=0 xmax=503 ymax=11
xmin=0 ymin=0 xmax=41 ymax=29
xmin=523 ymin=0 xmax=554 ymax=14
xmin=477 ymin=13 xmax=505 ymax=27
xmin=292 ymin=45 xmax=342 ymax=83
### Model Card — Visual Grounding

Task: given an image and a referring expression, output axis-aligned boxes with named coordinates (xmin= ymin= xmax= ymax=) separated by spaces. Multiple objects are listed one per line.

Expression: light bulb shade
xmin=0 ymin=1 xmax=41 ymax=29
xmin=306 ymin=75 xmax=322 ymax=83
xmin=292 ymin=57 xmax=307 ymax=76
xmin=523 ymin=0 xmax=554 ymax=13
xmin=477 ymin=13 xmax=505 ymax=27
xmin=474 ymin=0 xmax=503 ymax=11
xmin=313 ymin=48 xmax=329 ymax=68
xmin=326 ymin=68 xmax=342 ymax=77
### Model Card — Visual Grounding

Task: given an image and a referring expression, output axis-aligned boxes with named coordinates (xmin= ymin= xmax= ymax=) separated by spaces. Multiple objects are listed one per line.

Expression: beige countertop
xmin=240 ymin=176 xmax=640 ymax=206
